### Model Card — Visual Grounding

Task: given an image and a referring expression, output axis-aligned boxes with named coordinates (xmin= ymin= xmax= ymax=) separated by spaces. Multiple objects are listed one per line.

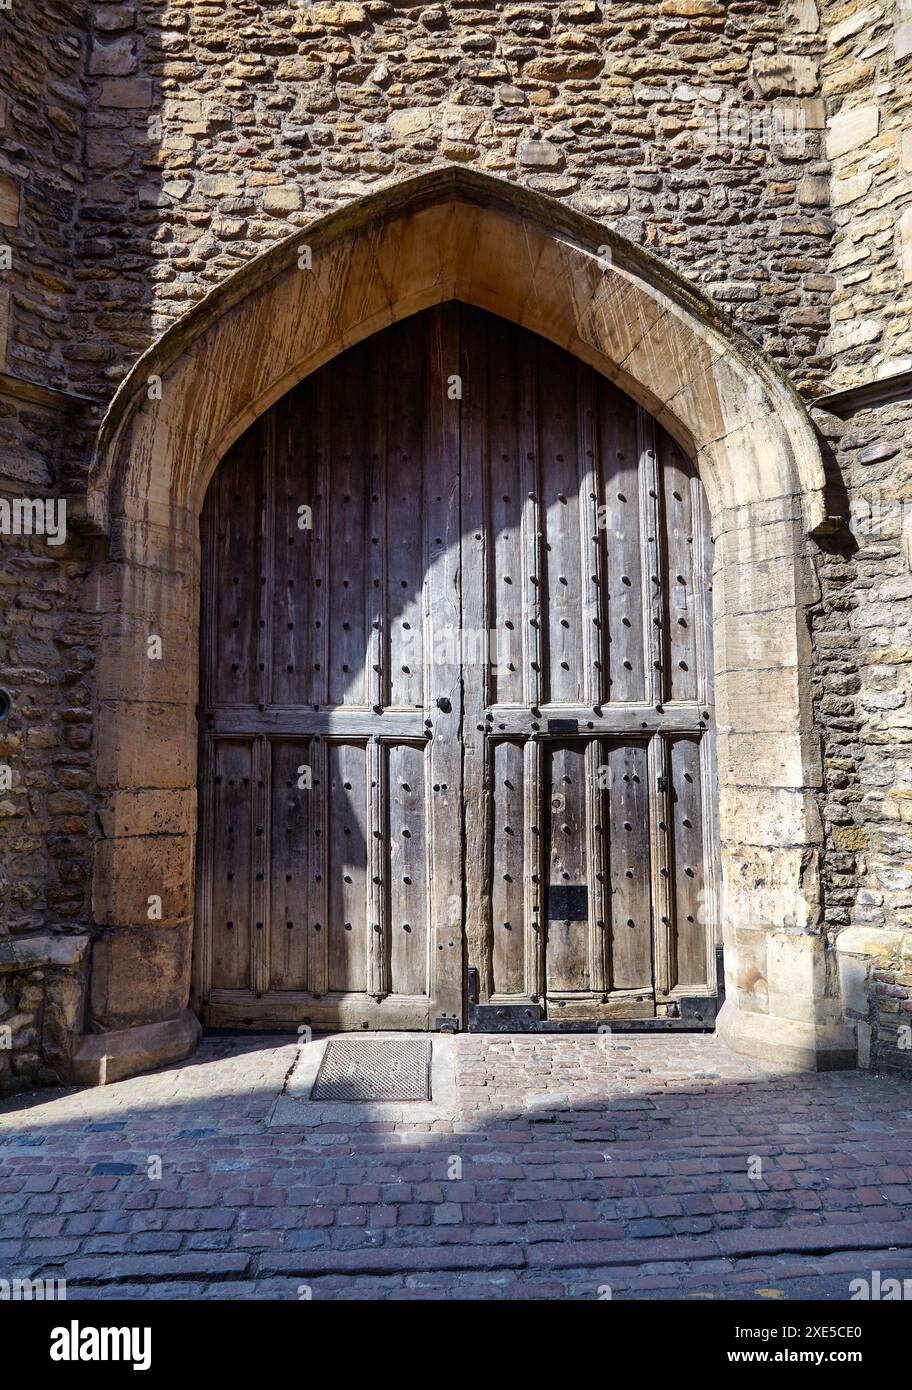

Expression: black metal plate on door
xmin=546 ymin=718 xmax=578 ymax=734
xmin=548 ymin=884 xmax=588 ymax=920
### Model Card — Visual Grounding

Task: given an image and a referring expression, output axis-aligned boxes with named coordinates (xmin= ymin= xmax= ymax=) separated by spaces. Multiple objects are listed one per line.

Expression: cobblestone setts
xmin=1 ymin=1034 xmax=911 ymax=1301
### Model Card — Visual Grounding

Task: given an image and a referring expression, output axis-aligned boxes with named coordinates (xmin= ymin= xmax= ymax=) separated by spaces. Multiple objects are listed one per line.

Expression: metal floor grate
xmin=310 ymin=1038 xmax=432 ymax=1102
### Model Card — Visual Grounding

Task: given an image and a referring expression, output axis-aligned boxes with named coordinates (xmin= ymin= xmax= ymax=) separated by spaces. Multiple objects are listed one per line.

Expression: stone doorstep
xmin=71 ymin=1007 xmax=200 ymax=1086
xmin=268 ymin=1032 xmax=457 ymax=1127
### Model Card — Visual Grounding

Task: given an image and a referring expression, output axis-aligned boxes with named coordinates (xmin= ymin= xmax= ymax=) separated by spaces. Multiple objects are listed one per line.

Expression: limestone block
xmin=524 ymin=56 xmax=603 ymax=80
xmin=830 ymin=4 xmax=879 ymax=44
xmin=716 ymin=552 xmax=810 ymax=620
xmin=727 ymin=922 xmax=770 ymax=1012
xmin=752 ymin=55 xmax=818 ymax=97
xmin=92 ymin=559 xmax=194 ymax=625
xmin=312 ymin=2 xmax=366 ymax=26
xmin=897 ymin=18 xmax=912 ymax=62
xmin=0 ymin=172 xmax=20 ymax=227
xmin=98 ymin=77 xmax=152 ymax=108
xmin=902 ymin=129 xmax=912 ymax=173
xmin=387 ymin=108 xmax=435 ymax=139
xmin=0 ymin=934 xmax=89 ymax=974
xmin=87 ymin=923 xmax=194 ymax=1029
xmin=899 ymin=206 xmax=912 ymax=285
xmin=517 ymin=140 xmax=563 ymax=170
xmin=72 ymin=1010 xmax=200 ymax=1086
xmin=97 ymin=789 xmax=196 ymax=841
xmin=798 ymin=175 xmax=828 ymax=207
xmin=95 ymin=613 xmax=196 ymax=705
xmin=716 ymin=609 xmax=805 ymax=675
xmin=89 ymin=36 xmax=136 ymax=76
xmin=784 ymin=0 xmax=819 ymax=32
xmin=721 ymin=845 xmax=822 ymax=933
xmin=719 ymin=785 xmax=822 ymax=849
xmin=262 ymin=186 xmax=304 ymax=215
xmin=767 ymin=931 xmax=828 ymax=1001
xmin=95 ymin=701 xmax=196 ymax=791
xmin=716 ymin=666 xmax=814 ymax=735
xmin=832 ymin=171 xmax=873 ymax=207
xmin=93 ymin=5 xmax=135 ymax=33
xmin=825 ymin=317 xmax=882 ymax=355
xmin=716 ymin=731 xmax=822 ymax=789
xmin=826 ymin=104 xmax=879 ymax=160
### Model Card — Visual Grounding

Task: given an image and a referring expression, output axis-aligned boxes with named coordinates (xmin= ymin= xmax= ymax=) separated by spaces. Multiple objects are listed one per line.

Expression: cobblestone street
xmin=2 ymin=1035 xmax=911 ymax=1300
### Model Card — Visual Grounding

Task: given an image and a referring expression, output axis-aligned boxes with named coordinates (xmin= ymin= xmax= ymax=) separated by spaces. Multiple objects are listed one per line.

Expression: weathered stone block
xmin=88 ymin=923 xmax=194 ymax=1029
xmin=93 ymin=833 xmax=193 ymax=927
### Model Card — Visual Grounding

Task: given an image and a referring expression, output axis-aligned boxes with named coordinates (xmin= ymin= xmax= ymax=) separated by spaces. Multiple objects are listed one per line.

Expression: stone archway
xmin=79 ymin=167 xmax=853 ymax=1082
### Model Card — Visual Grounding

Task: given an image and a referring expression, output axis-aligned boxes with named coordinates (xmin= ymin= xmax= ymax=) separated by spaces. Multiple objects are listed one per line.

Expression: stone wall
xmin=820 ymin=0 xmax=912 ymax=385
xmin=70 ymin=0 xmax=836 ymax=410
xmin=0 ymin=2 xmax=96 ymax=1087
xmin=811 ymin=0 xmax=912 ymax=1071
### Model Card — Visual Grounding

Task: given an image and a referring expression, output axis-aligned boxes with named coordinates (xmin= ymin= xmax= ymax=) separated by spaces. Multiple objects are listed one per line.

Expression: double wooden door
xmin=195 ymin=304 xmax=718 ymax=1031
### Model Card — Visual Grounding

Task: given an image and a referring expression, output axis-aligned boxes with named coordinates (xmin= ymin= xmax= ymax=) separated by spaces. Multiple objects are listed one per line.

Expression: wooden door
xmin=195 ymin=304 xmax=717 ymax=1031
xmin=196 ymin=307 xmax=463 ymax=1030
xmin=459 ymin=307 xmax=717 ymax=1026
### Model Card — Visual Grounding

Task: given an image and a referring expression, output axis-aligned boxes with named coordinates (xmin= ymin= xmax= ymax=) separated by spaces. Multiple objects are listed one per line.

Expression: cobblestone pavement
xmin=2 ymin=1034 xmax=911 ymax=1300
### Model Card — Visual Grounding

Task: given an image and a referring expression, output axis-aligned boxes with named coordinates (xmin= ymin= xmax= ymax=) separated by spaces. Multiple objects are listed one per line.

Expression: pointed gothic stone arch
xmin=79 ymin=167 xmax=854 ymax=1083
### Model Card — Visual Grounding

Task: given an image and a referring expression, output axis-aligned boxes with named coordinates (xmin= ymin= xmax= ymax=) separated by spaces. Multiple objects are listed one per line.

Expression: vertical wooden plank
xmin=648 ymin=734 xmax=674 ymax=997
xmin=487 ymin=315 xmax=523 ymax=705
xmin=209 ymin=740 xmax=253 ymax=991
xmin=585 ymin=737 xmax=607 ymax=994
xmin=520 ymin=333 xmax=542 ymax=712
xmin=209 ymin=430 xmax=260 ymax=707
xmin=424 ymin=302 xmax=463 ymax=1025
xmin=545 ymin=741 xmax=589 ymax=995
xmin=327 ymin=741 xmax=369 ymax=994
xmin=637 ymin=407 xmax=664 ymax=711
xmin=250 ymin=734 xmax=271 ymax=996
xmin=386 ymin=318 xmax=425 ymax=710
xmin=256 ymin=415 xmax=275 ymax=709
xmin=388 ymin=742 xmax=429 ymax=997
xmin=368 ymin=735 xmax=387 ymax=998
xmin=308 ymin=735 xmax=328 ymax=994
xmin=660 ymin=428 xmax=699 ymax=703
xmin=327 ymin=345 xmax=369 ymax=707
xmin=694 ymin=469 xmax=715 ymax=712
xmin=599 ymin=383 xmax=646 ymax=703
xmin=269 ymin=738 xmax=310 ymax=992
xmin=669 ymin=735 xmax=707 ymax=988
xmin=490 ymin=740 xmax=526 ymax=997
xmin=368 ymin=334 xmax=388 ymax=715
xmin=607 ymin=741 xmax=652 ymax=991
xmin=271 ymin=383 xmax=316 ymax=707
xmin=540 ymin=341 xmax=584 ymax=704
xmin=523 ymin=734 xmax=544 ymax=1000
xmin=460 ymin=306 xmax=493 ymax=998
xmin=577 ymin=362 xmax=603 ymax=708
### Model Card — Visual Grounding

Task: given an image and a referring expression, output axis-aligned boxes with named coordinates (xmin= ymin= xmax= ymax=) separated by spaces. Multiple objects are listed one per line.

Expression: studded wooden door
xmin=196 ymin=306 xmax=463 ymax=1030
xmin=458 ymin=307 xmax=718 ymax=1029
xmin=195 ymin=303 xmax=718 ymax=1031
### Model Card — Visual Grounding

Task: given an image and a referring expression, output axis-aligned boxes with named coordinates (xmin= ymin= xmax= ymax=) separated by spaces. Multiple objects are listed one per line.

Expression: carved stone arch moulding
xmin=79 ymin=167 xmax=852 ymax=1083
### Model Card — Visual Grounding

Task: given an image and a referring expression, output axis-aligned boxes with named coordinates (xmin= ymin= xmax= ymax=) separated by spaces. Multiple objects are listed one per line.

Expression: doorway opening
xmin=194 ymin=303 xmax=719 ymax=1033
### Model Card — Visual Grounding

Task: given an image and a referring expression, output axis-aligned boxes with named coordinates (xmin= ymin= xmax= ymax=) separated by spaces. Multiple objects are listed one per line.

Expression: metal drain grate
xmin=310 ymin=1039 xmax=432 ymax=1102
